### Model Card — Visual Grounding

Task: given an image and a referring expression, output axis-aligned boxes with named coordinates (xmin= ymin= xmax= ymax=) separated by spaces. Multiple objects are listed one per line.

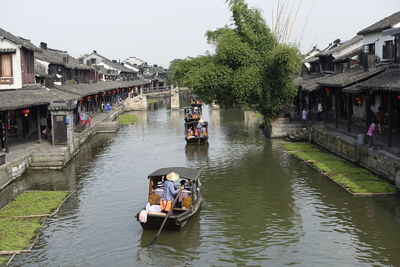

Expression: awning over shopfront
xmin=0 ymin=86 xmax=78 ymax=111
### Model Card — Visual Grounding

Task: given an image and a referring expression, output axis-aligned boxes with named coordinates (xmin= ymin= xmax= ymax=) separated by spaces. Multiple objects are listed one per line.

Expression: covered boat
xmin=185 ymin=120 xmax=208 ymax=145
xmin=184 ymin=106 xmax=201 ymax=122
xmin=136 ymin=167 xmax=202 ymax=231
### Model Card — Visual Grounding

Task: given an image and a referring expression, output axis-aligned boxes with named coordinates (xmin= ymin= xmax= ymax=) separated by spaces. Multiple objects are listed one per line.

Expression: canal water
xmin=3 ymin=97 xmax=400 ymax=266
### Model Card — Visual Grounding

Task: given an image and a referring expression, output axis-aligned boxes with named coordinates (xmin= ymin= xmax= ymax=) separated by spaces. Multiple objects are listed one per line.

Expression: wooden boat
xmin=136 ymin=167 xmax=202 ymax=231
xmin=185 ymin=120 xmax=208 ymax=145
xmin=191 ymin=99 xmax=202 ymax=111
xmin=184 ymin=106 xmax=201 ymax=122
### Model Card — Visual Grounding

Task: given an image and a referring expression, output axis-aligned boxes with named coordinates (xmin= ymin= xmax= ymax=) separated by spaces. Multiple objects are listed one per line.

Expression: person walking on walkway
xmin=317 ymin=102 xmax=323 ymax=121
xmin=302 ymin=108 xmax=308 ymax=129
xmin=0 ymin=118 xmax=5 ymax=151
xmin=376 ymin=107 xmax=385 ymax=135
xmin=367 ymin=120 xmax=377 ymax=149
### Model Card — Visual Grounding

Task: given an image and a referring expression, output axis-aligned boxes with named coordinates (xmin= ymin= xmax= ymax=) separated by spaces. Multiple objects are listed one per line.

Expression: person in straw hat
xmin=161 ymin=172 xmax=184 ymax=212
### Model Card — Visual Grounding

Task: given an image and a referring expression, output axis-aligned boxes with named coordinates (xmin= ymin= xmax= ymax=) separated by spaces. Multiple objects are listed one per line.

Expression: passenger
xmin=161 ymin=172 xmax=183 ymax=213
xmin=201 ymin=126 xmax=207 ymax=136
xmin=376 ymin=107 xmax=385 ymax=135
xmin=177 ymin=179 xmax=188 ymax=208
xmin=187 ymin=127 xmax=194 ymax=137
xmin=196 ymin=121 xmax=203 ymax=136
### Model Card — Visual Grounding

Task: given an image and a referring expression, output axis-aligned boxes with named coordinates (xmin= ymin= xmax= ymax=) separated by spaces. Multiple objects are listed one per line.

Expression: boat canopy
xmin=148 ymin=167 xmax=201 ymax=181
xmin=185 ymin=121 xmax=208 ymax=126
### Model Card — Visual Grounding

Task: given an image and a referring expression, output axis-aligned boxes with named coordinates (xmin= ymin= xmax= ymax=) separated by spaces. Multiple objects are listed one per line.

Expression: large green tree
xmin=168 ymin=0 xmax=301 ymax=119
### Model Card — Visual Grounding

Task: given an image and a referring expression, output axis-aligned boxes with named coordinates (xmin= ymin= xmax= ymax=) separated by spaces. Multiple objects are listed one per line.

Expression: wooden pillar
xmin=335 ymin=90 xmax=339 ymax=128
xmin=365 ymin=96 xmax=371 ymax=133
xmin=347 ymin=93 xmax=352 ymax=133
xmin=36 ymin=107 xmax=42 ymax=143
xmin=4 ymin=111 xmax=9 ymax=153
xmin=323 ymin=91 xmax=328 ymax=123
xmin=388 ymin=92 xmax=393 ymax=147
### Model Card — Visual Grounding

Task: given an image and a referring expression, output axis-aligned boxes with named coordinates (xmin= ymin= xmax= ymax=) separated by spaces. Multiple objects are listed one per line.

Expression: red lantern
xmin=79 ymin=98 xmax=83 ymax=103
xmin=21 ymin=108 xmax=30 ymax=117
xmin=85 ymin=96 xmax=91 ymax=101
xmin=325 ymin=88 xmax=332 ymax=94
xmin=94 ymin=95 xmax=99 ymax=98
xmin=101 ymin=92 xmax=105 ymax=96
xmin=354 ymin=96 xmax=363 ymax=106
xmin=396 ymin=94 xmax=400 ymax=101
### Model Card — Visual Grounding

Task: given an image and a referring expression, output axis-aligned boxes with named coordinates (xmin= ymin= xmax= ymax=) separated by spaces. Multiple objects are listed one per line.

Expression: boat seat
xmin=148 ymin=211 xmax=166 ymax=216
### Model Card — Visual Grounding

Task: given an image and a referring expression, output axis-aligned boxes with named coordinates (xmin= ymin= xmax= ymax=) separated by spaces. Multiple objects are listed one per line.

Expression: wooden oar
xmin=149 ymin=189 xmax=182 ymax=246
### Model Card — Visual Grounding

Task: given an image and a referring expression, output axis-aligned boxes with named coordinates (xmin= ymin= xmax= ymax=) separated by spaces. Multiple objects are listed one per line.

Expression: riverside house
xmin=296 ymin=11 xmax=400 ymax=149
xmin=0 ymin=27 xmax=77 ymax=152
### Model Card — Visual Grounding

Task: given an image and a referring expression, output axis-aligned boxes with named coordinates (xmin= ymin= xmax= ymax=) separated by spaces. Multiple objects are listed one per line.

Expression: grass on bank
xmin=147 ymin=98 xmax=158 ymax=104
xmin=118 ymin=113 xmax=138 ymax=125
xmin=280 ymin=142 xmax=318 ymax=152
xmin=0 ymin=217 xmax=42 ymax=251
xmin=0 ymin=191 xmax=70 ymax=217
xmin=0 ymin=191 xmax=71 ymax=255
xmin=281 ymin=142 xmax=395 ymax=195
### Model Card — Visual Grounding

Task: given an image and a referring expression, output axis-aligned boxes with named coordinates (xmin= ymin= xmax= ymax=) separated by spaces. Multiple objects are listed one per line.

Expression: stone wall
xmin=268 ymin=118 xmax=302 ymax=138
xmin=311 ymin=126 xmax=400 ymax=188
xmin=0 ymin=153 xmax=32 ymax=189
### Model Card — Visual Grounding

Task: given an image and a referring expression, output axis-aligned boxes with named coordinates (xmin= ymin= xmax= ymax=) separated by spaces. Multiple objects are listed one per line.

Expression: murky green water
xmin=3 ymin=97 xmax=400 ymax=266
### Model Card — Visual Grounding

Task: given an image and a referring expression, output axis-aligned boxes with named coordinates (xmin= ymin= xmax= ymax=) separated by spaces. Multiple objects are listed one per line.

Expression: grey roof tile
xmin=358 ymin=11 xmax=400 ymax=35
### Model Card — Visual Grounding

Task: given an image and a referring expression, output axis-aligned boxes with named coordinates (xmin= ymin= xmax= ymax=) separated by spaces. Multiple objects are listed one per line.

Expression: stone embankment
xmin=0 ymin=108 xmax=123 ymax=189
xmin=310 ymin=125 xmax=400 ymax=189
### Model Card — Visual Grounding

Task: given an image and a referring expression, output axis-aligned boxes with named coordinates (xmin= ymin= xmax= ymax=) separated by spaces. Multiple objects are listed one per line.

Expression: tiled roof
xmin=317 ymin=66 xmax=386 ymax=88
xmin=35 ymin=48 xmax=92 ymax=70
xmin=100 ymin=60 xmax=135 ymax=73
xmin=358 ymin=11 xmax=400 ymax=35
xmin=295 ymin=74 xmax=327 ymax=92
xmin=318 ymin=35 xmax=362 ymax=58
xmin=55 ymin=79 xmax=151 ymax=97
xmin=0 ymin=27 xmax=41 ymax=52
xmin=353 ymin=65 xmax=400 ymax=92
xmin=0 ymin=87 xmax=78 ymax=111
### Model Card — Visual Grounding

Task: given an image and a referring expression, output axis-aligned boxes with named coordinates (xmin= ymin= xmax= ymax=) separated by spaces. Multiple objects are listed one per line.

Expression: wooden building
xmin=35 ymin=42 xmax=94 ymax=86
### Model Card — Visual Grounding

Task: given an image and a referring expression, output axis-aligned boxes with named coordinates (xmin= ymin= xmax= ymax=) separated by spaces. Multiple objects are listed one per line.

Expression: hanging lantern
xmin=101 ymin=92 xmax=106 ymax=96
xmin=113 ymin=90 xmax=117 ymax=94
xmin=396 ymin=94 xmax=400 ymax=101
xmin=354 ymin=96 xmax=363 ymax=106
xmin=325 ymin=88 xmax=332 ymax=94
xmin=107 ymin=91 xmax=111 ymax=95
xmin=94 ymin=95 xmax=99 ymax=99
xmin=85 ymin=96 xmax=91 ymax=101
xmin=21 ymin=108 xmax=30 ymax=117
xmin=79 ymin=98 xmax=83 ymax=103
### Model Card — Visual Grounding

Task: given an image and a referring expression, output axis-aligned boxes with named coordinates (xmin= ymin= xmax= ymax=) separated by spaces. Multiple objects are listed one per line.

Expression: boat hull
xmin=137 ymin=197 xmax=201 ymax=231
xmin=186 ymin=137 xmax=208 ymax=145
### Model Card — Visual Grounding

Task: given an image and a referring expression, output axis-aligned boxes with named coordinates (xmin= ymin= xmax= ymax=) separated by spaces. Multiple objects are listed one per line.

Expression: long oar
xmin=149 ymin=189 xmax=182 ymax=246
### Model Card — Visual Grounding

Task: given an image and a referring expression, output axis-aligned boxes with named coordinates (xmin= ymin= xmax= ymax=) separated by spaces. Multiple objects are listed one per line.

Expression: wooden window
xmin=368 ymin=43 xmax=375 ymax=55
xmin=91 ymin=58 xmax=96 ymax=64
xmin=382 ymin=40 xmax=394 ymax=60
xmin=0 ymin=53 xmax=13 ymax=84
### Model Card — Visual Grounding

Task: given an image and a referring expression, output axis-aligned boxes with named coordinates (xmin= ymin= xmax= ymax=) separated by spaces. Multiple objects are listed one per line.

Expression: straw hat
xmin=166 ymin=172 xmax=180 ymax=181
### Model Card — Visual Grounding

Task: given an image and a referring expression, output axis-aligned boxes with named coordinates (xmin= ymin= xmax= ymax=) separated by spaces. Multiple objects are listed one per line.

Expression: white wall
xmin=363 ymin=32 xmax=395 ymax=60
xmin=0 ymin=38 xmax=22 ymax=90
xmin=82 ymin=53 xmax=106 ymax=65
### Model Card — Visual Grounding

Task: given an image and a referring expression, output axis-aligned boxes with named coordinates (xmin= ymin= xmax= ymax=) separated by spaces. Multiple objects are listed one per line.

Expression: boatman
xmin=161 ymin=172 xmax=183 ymax=212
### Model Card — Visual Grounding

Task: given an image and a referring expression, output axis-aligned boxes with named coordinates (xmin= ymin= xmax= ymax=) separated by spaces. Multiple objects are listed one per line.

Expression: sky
xmin=1 ymin=0 xmax=399 ymax=68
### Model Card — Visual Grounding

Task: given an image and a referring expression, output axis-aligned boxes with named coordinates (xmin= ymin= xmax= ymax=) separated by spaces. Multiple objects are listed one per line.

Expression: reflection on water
xmin=4 ymin=96 xmax=400 ymax=266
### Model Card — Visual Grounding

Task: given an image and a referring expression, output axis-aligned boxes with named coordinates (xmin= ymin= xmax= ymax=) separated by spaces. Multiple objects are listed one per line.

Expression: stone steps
xmin=30 ymin=161 xmax=63 ymax=168
xmin=96 ymin=121 xmax=119 ymax=133
xmin=30 ymin=147 xmax=67 ymax=169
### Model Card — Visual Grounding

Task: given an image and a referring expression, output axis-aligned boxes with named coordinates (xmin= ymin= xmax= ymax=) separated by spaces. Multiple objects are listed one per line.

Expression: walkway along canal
xmin=2 ymin=99 xmax=400 ymax=266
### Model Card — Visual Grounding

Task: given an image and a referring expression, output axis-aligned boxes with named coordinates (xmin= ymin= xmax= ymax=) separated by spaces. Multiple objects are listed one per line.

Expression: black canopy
xmin=148 ymin=167 xmax=201 ymax=181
